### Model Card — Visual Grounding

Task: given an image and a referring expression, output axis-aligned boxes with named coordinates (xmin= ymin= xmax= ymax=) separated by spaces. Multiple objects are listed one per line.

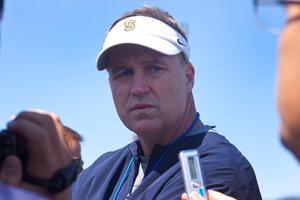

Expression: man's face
xmin=278 ymin=4 xmax=300 ymax=159
xmin=107 ymin=45 xmax=193 ymax=139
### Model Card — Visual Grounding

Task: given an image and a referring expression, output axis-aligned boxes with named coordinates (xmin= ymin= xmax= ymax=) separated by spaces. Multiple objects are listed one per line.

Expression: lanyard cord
xmin=113 ymin=157 xmax=134 ymax=200
xmin=113 ymin=112 xmax=199 ymax=199
xmin=146 ymin=112 xmax=200 ymax=176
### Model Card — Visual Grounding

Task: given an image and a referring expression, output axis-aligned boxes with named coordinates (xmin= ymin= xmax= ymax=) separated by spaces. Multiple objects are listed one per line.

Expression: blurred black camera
xmin=0 ymin=129 xmax=28 ymax=172
xmin=0 ymin=129 xmax=82 ymax=193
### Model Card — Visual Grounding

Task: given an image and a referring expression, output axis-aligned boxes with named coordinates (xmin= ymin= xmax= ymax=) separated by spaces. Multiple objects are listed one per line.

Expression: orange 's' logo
xmin=124 ymin=20 xmax=136 ymax=31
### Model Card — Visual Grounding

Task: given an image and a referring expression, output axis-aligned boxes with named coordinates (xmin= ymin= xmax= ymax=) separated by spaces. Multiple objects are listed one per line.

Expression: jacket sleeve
xmin=199 ymin=133 xmax=262 ymax=200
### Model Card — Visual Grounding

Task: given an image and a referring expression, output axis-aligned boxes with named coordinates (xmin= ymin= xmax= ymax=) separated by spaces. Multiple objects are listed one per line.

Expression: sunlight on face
xmin=107 ymin=45 xmax=191 ymax=142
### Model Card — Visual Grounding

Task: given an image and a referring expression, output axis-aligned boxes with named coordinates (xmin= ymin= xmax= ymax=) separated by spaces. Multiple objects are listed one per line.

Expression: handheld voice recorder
xmin=179 ymin=150 xmax=206 ymax=200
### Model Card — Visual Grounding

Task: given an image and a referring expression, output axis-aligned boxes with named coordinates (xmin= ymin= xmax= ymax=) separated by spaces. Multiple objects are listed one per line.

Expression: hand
xmin=181 ymin=190 xmax=236 ymax=200
xmin=0 ymin=110 xmax=73 ymax=199
xmin=0 ymin=155 xmax=22 ymax=187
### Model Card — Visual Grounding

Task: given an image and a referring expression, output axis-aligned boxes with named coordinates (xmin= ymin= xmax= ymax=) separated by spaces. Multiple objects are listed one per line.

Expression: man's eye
xmin=146 ymin=65 xmax=163 ymax=73
xmin=116 ymin=69 xmax=133 ymax=78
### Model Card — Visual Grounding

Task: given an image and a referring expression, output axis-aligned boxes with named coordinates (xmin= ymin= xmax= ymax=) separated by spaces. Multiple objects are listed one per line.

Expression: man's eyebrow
xmin=141 ymin=59 xmax=166 ymax=65
xmin=108 ymin=58 xmax=167 ymax=72
xmin=108 ymin=64 xmax=129 ymax=73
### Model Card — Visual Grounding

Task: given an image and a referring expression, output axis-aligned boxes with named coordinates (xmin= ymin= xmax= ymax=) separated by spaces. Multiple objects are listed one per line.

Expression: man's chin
xmin=130 ymin=120 xmax=161 ymax=135
xmin=129 ymin=109 xmax=157 ymax=121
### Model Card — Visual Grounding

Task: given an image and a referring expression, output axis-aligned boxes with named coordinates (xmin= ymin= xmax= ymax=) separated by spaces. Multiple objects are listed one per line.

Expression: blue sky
xmin=0 ymin=0 xmax=299 ymax=199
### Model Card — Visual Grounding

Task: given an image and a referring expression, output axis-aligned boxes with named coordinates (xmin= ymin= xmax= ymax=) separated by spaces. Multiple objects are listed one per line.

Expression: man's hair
xmin=63 ymin=125 xmax=83 ymax=158
xmin=109 ymin=6 xmax=188 ymax=42
xmin=64 ymin=126 xmax=83 ymax=142
xmin=64 ymin=126 xmax=83 ymax=143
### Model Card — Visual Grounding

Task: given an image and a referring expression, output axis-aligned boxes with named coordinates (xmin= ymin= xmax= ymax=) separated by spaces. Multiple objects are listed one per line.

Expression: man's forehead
xmin=108 ymin=44 xmax=166 ymax=55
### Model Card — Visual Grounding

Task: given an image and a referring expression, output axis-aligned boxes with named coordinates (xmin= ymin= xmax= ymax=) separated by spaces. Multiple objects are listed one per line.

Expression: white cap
xmin=96 ymin=16 xmax=190 ymax=70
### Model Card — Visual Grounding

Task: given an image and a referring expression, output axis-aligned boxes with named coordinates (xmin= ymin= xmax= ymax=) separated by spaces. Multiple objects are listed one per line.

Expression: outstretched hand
xmin=0 ymin=155 xmax=22 ymax=187
xmin=181 ymin=190 xmax=236 ymax=200
xmin=0 ymin=110 xmax=73 ymax=199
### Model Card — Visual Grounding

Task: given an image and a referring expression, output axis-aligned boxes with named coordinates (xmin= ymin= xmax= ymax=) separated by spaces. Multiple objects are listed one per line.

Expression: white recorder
xmin=179 ymin=150 xmax=206 ymax=200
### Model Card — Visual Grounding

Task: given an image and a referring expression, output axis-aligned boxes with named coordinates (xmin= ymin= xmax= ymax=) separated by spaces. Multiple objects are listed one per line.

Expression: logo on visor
xmin=177 ymin=38 xmax=186 ymax=46
xmin=124 ymin=20 xmax=136 ymax=31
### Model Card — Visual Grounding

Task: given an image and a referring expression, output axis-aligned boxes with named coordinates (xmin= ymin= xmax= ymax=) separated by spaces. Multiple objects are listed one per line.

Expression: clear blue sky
xmin=0 ymin=0 xmax=299 ymax=199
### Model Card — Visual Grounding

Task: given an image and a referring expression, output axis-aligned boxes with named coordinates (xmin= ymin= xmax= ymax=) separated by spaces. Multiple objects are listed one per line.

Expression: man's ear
xmin=185 ymin=62 xmax=195 ymax=91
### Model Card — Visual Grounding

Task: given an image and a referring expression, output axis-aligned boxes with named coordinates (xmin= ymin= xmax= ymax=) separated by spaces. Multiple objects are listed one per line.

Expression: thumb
xmin=189 ymin=191 xmax=204 ymax=200
xmin=181 ymin=193 xmax=188 ymax=200
xmin=207 ymin=190 xmax=236 ymax=200
xmin=0 ymin=155 xmax=22 ymax=187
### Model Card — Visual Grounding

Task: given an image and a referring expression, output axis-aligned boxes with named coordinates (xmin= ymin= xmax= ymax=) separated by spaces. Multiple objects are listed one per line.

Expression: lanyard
xmin=113 ymin=112 xmax=199 ymax=200
xmin=146 ymin=112 xmax=200 ymax=176
xmin=113 ymin=157 xmax=134 ymax=200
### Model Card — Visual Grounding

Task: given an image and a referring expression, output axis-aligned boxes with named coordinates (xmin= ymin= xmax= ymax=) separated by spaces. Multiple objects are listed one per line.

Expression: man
xmin=70 ymin=6 xmax=261 ymax=200
xmin=0 ymin=4 xmax=261 ymax=200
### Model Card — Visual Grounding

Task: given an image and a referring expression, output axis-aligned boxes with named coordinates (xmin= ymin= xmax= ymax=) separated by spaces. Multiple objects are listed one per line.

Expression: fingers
xmin=2 ymin=110 xmax=73 ymax=199
xmin=8 ymin=110 xmax=67 ymax=154
xmin=181 ymin=192 xmax=204 ymax=200
xmin=190 ymin=191 xmax=204 ymax=200
xmin=181 ymin=193 xmax=188 ymax=200
xmin=181 ymin=190 xmax=236 ymax=200
xmin=207 ymin=190 xmax=236 ymax=200
xmin=0 ymin=155 xmax=22 ymax=187
xmin=12 ymin=110 xmax=69 ymax=153
xmin=27 ymin=109 xmax=62 ymax=124
xmin=11 ymin=111 xmax=61 ymax=138
xmin=6 ymin=110 xmax=71 ymax=178
xmin=7 ymin=119 xmax=51 ymax=150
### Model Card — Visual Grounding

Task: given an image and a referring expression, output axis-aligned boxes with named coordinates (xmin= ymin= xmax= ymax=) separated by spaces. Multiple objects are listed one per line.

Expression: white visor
xmin=96 ymin=16 xmax=190 ymax=70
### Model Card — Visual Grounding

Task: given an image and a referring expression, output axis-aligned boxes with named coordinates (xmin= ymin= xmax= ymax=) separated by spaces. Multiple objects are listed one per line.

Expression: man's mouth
xmin=130 ymin=104 xmax=154 ymax=111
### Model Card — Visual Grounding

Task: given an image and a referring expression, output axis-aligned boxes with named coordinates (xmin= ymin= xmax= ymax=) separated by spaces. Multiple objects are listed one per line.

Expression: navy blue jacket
xmin=71 ymin=124 xmax=262 ymax=200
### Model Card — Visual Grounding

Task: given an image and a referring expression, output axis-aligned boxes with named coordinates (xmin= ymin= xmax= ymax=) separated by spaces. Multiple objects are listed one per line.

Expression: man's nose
xmin=130 ymin=73 xmax=150 ymax=96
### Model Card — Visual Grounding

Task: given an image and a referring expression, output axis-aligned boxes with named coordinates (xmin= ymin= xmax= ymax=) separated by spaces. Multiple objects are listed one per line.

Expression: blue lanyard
xmin=146 ymin=112 xmax=200 ymax=176
xmin=113 ymin=112 xmax=199 ymax=199
xmin=113 ymin=157 xmax=134 ymax=200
